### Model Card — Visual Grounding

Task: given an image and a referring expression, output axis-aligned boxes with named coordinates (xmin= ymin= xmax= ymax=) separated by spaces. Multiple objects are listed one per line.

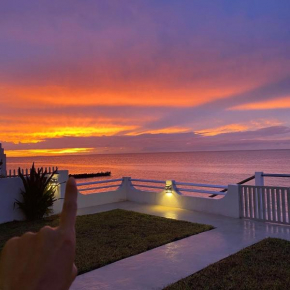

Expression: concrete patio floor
xmin=71 ymin=201 xmax=290 ymax=290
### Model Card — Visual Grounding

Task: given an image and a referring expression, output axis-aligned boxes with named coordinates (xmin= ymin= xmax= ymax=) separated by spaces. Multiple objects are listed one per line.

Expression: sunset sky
xmin=1 ymin=0 xmax=290 ymax=157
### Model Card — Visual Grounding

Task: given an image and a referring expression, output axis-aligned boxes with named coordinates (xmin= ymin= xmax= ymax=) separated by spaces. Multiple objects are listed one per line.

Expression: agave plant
xmin=15 ymin=164 xmax=58 ymax=220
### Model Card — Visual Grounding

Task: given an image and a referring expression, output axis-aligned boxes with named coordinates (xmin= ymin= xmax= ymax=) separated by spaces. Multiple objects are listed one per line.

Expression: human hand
xmin=0 ymin=177 xmax=78 ymax=290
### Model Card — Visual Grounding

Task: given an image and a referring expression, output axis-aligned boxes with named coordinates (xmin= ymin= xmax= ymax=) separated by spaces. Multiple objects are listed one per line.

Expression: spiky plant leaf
xmin=15 ymin=164 xmax=58 ymax=220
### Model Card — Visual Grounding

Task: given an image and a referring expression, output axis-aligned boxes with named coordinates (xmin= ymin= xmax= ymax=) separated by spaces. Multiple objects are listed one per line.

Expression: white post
xmin=255 ymin=172 xmax=264 ymax=186
xmin=121 ymin=177 xmax=132 ymax=193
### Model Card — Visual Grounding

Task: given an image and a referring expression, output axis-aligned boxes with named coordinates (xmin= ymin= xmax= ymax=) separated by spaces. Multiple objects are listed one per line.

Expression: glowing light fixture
xmin=165 ymin=182 xmax=173 ymax=196
xmin=50 ymin=175 xmax=59 ymax=186
xmin=51 ymin=178 xmax=58 ymax=186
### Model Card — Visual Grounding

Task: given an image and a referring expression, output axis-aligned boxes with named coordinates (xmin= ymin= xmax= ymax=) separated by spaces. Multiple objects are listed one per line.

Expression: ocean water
xmin=6 ymin=150 xmax=290 ymax=187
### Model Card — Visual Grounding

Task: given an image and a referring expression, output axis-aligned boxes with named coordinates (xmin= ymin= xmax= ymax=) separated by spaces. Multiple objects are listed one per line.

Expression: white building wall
xmin=0 ymin=143 xmax=7 ymax=177
xmin=0 ymin=177 xmax=25 ymax=223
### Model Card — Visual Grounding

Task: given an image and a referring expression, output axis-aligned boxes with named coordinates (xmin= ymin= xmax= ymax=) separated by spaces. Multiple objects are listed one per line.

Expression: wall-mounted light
xmin=165 ymin=184 xmax=173 ymax=196
xmin=50 ymin=177 xmax=58 ymax=186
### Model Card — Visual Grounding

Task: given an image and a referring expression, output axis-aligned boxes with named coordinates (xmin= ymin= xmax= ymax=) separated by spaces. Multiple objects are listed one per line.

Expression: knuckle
xmin=6 ymin=237 xmax=20 ymax=247
xmin=21 ymin=231 xmax=36 ymax=239
xmin=3 ymin=237 xmax=20 ymax=252
xmin=39 ymin=225 xmax=53 ymax=234
xmin=37 ymin=226 xmax=56 ymax=241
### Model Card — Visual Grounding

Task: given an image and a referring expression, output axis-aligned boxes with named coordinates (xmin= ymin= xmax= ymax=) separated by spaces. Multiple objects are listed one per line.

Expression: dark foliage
xmin=15 ymin=164 xmax=58 ymax=220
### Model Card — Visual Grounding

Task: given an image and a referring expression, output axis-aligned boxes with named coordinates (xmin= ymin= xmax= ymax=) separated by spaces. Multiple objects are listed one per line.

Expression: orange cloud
xmin=196 ymin=124 xmax=249 ymax=136
xmin=196 ymin=120 xmax=283 ymax=136
xmin=127 ymin=127 xmax=191 ymax=135
xmin=230 ymin=96 xmax=290 ymax=110
xmin=1 ymin=83 xmax=248 ymax=108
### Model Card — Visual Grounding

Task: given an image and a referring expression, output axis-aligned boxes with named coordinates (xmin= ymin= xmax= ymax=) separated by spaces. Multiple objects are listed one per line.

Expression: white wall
xmin=0 ymin=143 xmax=6 ymax=177
xmin=0 ymin=175 xmax=240 ymax=224
xmin=126 ymin=179 xmax=240 ymax=218
xmin=0 ymin=170 xmax=68 ymax=224
xmin=77 ymin=177 xmax=129 ymax=209
xmin=76 ymin=178 xmax=240 ymax=218
xmin=0 ymin=177 xmax=25 ymax=223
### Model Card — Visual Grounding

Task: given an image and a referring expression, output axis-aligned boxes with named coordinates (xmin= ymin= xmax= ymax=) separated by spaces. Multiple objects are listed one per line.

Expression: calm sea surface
xmin=6 ymin=150 xmax=290 ymax=187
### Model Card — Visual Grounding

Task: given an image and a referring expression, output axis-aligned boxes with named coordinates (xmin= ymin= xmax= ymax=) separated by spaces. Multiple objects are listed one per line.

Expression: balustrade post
xmin=255 ymin=172 xmax=264 ymax=186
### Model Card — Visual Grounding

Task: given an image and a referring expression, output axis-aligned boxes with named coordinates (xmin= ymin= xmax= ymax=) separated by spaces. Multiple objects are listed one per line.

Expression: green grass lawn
xmin=164 ymin=237 xmax=290 ymax=290
xmin=0 ymin=209 xmax=213 ymax=274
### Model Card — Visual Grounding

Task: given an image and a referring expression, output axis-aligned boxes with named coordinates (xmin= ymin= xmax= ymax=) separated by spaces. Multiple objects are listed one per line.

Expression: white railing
xmin=130 ymin=178 xmax=165 ymax=190
xmin=130 ymin=178 xmax=228 ymax=196
xmin=78 ymin=178 xmax=123 ymax=193
xmin=77 ymin=177 xmax=229 ymax=196
xmin=240 ymin=185 xmax=290 ymax=224
xmin=174 ymin=181 xmax=228 ymax=196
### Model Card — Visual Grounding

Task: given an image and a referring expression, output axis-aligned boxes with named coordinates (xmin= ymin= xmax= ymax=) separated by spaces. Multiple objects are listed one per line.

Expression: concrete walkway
xmin=71 ymin=201 xmax=290 ymax=290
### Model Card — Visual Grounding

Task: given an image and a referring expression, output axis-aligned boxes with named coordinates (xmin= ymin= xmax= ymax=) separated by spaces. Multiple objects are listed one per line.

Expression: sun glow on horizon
xmin=5 ymin=148 xmax=95 ymax=157
xmin=0 ymin=125 xmax=137 ymax=144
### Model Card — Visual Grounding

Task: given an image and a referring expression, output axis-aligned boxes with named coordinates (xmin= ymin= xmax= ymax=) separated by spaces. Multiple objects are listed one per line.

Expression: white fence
xmin=129 ymin=178 xmax=228 ymax=195
xmin=240 ymin=185 xmax=290 ymax=225
xmin=78 ymin=179 xmax=123 ymax=193
xmin=2 ymin=167 xmax=58 ymax=178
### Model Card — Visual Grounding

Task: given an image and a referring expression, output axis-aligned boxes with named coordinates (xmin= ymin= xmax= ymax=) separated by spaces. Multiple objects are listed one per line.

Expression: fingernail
xmin=68 ymin=177 xmax=76 ymax=186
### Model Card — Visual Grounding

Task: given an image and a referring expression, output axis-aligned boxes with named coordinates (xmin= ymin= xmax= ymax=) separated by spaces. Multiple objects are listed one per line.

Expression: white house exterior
xmin=0 ymin=143 xmax=6 ymax=176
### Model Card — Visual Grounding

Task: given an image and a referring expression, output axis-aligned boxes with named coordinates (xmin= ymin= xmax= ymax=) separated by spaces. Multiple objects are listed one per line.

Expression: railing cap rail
xmin=77 ymin=178 xmax=123 ymax=186
xmin=240 ymin=184 xmax=290 ymax=189
xmin=130 ymin=178 xmax=165 ymax=184
xmin=262 ymin=173 xmax=290 ymax=178
xmin=175 ymin=181 xmax=227 ymax=189
xmin=176 ymin=187 xmax=226 ymax=195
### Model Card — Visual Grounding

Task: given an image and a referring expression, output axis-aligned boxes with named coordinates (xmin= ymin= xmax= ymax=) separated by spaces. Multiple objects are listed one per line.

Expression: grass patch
xmin=0 ymin=209 xmax=213 ymax=275
xmin=164 ymin=237 xmax=290 ymax=290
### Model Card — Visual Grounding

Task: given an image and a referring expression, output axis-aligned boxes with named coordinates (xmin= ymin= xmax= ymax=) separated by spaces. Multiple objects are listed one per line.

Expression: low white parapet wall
xmin=0 ymin=175 xmax=239 ymax=224
xmin=77 ymin=178 xmax=240 ymax=218
xmin=77 ymin=185 xmax=127 ymax=209
xmin=125 ymin=179 xmax=240 ymax=218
